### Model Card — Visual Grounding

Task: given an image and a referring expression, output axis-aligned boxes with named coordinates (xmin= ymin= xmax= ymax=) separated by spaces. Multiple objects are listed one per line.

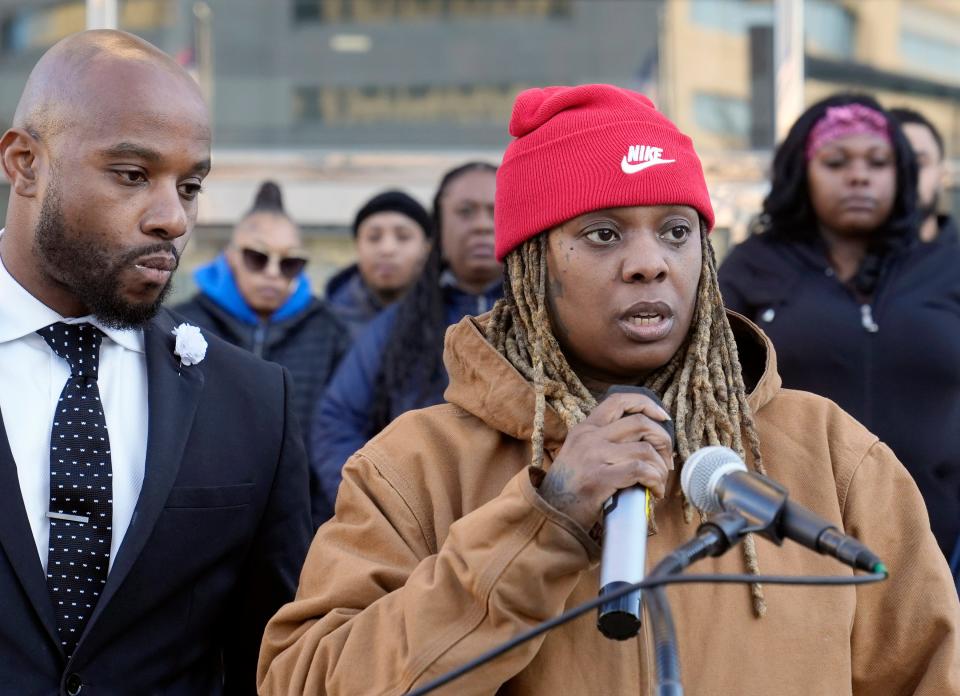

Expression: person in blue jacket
xmin=719 ymin=93 xmax=960 ymax=564
xmin=311 ymin=162 xmax=502 ymax=518
xmin=175 ymin=182 xmax=349 ymax=525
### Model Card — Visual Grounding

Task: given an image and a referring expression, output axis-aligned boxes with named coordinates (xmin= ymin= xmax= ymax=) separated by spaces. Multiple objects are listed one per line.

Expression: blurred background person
xmin=325 ymin=190 xmax=433 ymax=340
xmin=175 ymin=182 xmax=349 ymax=521
xmin=719 ymin=93 xmax=960 ymax=564
xmin=890 ymin=107 xmax=955 ymax=244
xmin=310 ymin=161 xmax=501 ymax=520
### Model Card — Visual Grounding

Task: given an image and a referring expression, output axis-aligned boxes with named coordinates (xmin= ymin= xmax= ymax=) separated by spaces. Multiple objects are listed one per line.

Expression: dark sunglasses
xmin=240 ymin=248 xmax=308 ymax=280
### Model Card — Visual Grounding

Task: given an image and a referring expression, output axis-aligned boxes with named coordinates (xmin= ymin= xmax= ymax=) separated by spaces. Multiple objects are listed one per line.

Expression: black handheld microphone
xmin=597 ymin=386 xmax=675 ymax=641
xmin=680 ymin=446 xmax=886 ymax=574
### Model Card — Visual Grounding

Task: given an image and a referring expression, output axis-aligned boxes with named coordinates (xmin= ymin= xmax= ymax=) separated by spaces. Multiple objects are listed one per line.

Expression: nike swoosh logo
xmin=620 ymin=157 xmax=676 ymax=174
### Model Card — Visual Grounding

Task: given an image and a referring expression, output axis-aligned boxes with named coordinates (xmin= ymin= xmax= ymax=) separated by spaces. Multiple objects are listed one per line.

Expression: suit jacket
xmin=0 ymin=308 xmax=312 ymax=695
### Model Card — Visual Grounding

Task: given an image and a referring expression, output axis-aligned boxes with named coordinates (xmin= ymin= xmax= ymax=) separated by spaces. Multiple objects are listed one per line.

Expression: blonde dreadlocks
xmin=485 ymin=229 xmax=769 ymax=616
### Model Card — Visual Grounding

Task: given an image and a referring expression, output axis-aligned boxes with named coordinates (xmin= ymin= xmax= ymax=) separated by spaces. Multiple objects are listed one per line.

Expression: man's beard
xmin=33 ymin=186 xmax=178 ymax=329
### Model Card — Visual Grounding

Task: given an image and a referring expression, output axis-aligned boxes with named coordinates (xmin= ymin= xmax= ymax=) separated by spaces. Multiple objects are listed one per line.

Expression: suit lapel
xmin=0 ymin=414 xmax=62 ymax=651
xmin=84 ymin=310 xmax=204 ymax=632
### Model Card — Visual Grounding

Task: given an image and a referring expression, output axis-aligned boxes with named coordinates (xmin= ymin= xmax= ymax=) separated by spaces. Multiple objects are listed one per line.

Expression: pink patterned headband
xmin=805 ymin=104 xmax=891 ymax=161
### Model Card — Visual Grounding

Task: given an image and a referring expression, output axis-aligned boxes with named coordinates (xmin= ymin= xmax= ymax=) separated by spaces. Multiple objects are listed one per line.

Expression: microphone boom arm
xmin=644 ymin=511 xmax=751 ymax=696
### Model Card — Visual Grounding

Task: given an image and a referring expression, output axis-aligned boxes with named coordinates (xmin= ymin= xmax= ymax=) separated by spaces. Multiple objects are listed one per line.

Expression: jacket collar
xmin=439 ymin=269 xmax=503 ymax=297
xmin=193 ymin=253 xmax=313 ymax=326
xmin=443 ymin=315 xmax=569 ymax=450
xmin=442 ymin=311 xmax=781 ymax=449
xmin=728 ymin=310 xmax=782 ymax=413
xmin=0 ymin=240 xmax=143 ymax=353
xmin=325 ymin=263 xmax=384 ymax=314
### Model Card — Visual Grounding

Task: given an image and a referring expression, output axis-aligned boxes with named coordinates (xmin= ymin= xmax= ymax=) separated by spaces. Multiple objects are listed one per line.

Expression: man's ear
xmin=0 ymin=128 xmax=44 ymax=198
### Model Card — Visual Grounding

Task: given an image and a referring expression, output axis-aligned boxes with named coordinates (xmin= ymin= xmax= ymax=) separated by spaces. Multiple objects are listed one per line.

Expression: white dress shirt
xmin=0 ymin=240 xmax=148 ymax=574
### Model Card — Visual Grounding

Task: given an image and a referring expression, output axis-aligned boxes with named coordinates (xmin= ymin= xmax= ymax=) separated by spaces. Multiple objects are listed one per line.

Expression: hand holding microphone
xmin=535 ymin=384 xmax=673 ymax=641
xmin=537 ymin=387 xmax=673 ymax=530
xmin=596 ymin=387 xmax=675 ymax=641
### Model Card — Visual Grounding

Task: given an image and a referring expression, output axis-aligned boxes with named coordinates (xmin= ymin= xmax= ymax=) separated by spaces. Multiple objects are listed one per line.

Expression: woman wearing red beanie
xmin=259 ymin=85 xmax=958 ymax=695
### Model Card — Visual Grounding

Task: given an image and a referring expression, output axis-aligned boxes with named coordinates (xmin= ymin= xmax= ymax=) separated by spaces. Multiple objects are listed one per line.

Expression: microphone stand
xmin=643 ymin=512 xmax=750 ymax=696
xmin=405 ymin=514 xmax=885 ymax=696
xmin=645 ymin=586 xmax=681 ymax=696
xmin=405 ymin=513 xmax=750 ymax=696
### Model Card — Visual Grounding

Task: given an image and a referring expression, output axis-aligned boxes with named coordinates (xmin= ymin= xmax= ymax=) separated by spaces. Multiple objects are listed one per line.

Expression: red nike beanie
xmin=494 ymin=84 xmax=715 ymax=261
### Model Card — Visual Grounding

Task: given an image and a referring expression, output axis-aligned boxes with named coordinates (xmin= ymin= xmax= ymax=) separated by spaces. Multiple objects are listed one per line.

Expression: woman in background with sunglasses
xmin=175 ymin=182 xmax=350 ymax=521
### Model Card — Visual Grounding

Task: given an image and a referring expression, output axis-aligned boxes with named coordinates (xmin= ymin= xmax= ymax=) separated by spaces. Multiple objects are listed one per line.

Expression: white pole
xmin=193 ymin=2 xmax=214 ymax=111
xmin=86 ymin=0 xmax=118 ymax=30
xmin=774 ymin=0 xmax=804 ymax=143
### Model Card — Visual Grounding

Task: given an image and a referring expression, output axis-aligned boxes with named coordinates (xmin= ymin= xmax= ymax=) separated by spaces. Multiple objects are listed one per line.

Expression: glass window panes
xmin=805 ymin=0 xmax=855 ymax=59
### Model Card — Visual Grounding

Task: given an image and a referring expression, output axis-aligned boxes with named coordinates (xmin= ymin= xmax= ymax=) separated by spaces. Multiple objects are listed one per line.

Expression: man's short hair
xmin=889 ymin=107 xmax=945 ymax=159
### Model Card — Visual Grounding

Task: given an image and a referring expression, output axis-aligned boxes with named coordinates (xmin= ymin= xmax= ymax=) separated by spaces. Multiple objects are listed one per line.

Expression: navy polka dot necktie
xmin=38 ymin=322 xmax=113 ymax=659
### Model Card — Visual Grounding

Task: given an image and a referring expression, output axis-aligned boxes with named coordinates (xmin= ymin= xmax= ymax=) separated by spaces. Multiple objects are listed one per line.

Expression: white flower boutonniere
xmin=172 ymin=323 xmax=207 ymax=367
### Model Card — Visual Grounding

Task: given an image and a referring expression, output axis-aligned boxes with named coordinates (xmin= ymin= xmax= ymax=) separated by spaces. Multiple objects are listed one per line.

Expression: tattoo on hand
xmin=540 ymin=468 xmax=579 ymax=513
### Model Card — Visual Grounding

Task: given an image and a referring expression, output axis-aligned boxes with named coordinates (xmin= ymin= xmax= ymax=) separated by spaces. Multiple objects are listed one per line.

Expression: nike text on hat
xmin=494 ymin=84 xmax=715 ymax=261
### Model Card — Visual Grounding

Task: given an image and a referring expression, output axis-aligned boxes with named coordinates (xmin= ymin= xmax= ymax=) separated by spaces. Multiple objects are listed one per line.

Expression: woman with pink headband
xmin=720 ymin=93 xmax=960 ymax=567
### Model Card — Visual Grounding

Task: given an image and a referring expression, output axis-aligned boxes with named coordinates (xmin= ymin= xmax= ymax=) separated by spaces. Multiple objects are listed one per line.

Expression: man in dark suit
xmin=0 ymin=29 xmax=312 ymax=695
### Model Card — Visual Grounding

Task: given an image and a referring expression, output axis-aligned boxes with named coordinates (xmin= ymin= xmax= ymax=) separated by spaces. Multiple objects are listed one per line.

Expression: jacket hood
xmin=442 ymin=311 xmax=781 ymax=447
xmin=324 ymin=263 xmax=360 ymax=299
xmin=325 ymin=263 xmax=385 ymax=319
xmin=193 ymin=253 xmax=313 ymax=325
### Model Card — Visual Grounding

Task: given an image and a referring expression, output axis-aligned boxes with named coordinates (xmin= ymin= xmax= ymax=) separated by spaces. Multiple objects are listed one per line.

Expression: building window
xmin=694 ymin=92 xmax=750 ymax=144
xmin=292 ymin=0 xmax=323 ymax=23
xmin=292 ymin=83 xmax=525 ymax=126
xmin=689 ymin=0 xmax=773 ymax=34
xmin=805 ymin=0 xmax=855 ymax=59
xmin=0 ymin=1 xmax=84 ymax=54
xmin=293 ymin=86 xmax=324 ymax=123
xmin=0 ymin=0 xmax=172 ymax=54
xmin=900 ymin=31 xmax=960 ymax=82
xmin=294 ymin=0 xmax=572 ymax=25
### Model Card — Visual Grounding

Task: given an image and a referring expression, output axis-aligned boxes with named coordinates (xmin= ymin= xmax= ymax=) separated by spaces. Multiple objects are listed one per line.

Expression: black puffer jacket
xmin=719 ymin=229 xmax=960 ymax=558
xmin=174 ymin=293 xmax=349 ymax=442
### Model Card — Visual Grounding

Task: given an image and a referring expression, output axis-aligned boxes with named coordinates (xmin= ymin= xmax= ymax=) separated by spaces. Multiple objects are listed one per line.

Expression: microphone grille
xmin=680 ymin=446 xmax=747 ymax=513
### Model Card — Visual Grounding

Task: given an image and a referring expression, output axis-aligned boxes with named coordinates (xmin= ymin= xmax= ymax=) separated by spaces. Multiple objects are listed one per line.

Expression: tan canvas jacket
xmin=259 ymin=313 xmax=960 ymax=695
